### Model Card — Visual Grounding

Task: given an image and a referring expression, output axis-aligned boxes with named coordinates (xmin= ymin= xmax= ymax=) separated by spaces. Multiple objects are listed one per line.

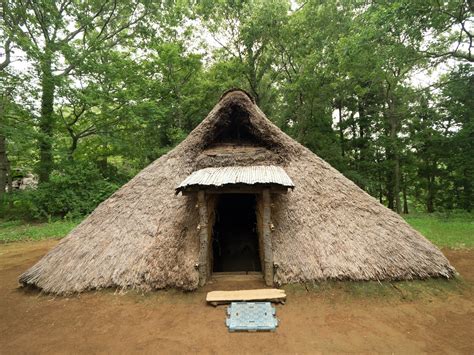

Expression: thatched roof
xmin=20 ymin=89 xmax=454 ymax=294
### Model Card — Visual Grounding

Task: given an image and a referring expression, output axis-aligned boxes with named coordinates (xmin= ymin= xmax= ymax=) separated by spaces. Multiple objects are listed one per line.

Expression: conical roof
xmin=20 ymin=89 xmax=454 ymax=294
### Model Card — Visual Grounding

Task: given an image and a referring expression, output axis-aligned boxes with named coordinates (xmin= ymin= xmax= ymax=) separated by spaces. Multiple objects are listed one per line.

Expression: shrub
xmin=1 ymin=162 xmax=120 ymax=220
xmin=32 ymin=162 xmax=120 ymax=219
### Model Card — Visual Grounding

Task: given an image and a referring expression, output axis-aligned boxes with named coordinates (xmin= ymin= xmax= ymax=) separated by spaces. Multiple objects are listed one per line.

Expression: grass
xmin=404 ymin=213 xmax=474 ymax=249
xmin=0 ymin=219 xmax=81 ymax=243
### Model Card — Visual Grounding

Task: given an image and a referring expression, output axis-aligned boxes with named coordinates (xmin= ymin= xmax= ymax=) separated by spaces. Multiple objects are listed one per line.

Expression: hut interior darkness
xmin=212 ymin=193 xmax=261 ymax=273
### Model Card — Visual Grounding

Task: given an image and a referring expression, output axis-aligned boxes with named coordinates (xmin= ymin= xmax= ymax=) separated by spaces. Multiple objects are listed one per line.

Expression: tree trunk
xmin=6 ymin=158 xmax=12 ymax=193
xmin=462 ymin=166 xmax=472 ymax=212
xmin=338 ymin=102 xmax=345 ymax=157
xmin=68 ymin=135 xmax=78 ymax=161
xmin=387 ymin=92 xmax=401 ymax=214
xmin=38 ymin=49 xmax=55 ymax=183
xmin=97 ymin=157 xmax=108 ymax=176
xmin=6 ymin=157 xmax=12 ymax=208
xmin=0 ymin=134 xmax=7 ymax=199
xmin=246 ymin=45 xmax=260 ymax=105
xmin=0 ymin=95 xmax=7 ymax=199
xmin=426 ymin=174 xmax=435 ymax=213
xmin=386 ymin=170 xmax=395 ymax=210
xmin=394 ymin=155 xmax=401 ymax=213
xmin=377 ymin=162 xmax=384 ymax=204
xmin=358 ymin=100 xmax=366 ymax=163
xmin=385 ymin=124 xmax=395 ymax=210
xmin=402 ymin=175 xmax=409 ymax=214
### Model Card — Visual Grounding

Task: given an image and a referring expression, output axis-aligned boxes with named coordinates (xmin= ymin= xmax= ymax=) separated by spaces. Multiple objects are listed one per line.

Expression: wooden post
xmin=262 ymin=189 xmax=274 ymax=286
xmin=197 ymin=190 xmax=209 ymax=286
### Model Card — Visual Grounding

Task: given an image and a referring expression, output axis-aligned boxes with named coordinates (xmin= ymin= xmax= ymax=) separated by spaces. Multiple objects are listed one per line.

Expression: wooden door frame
xmin=195 ymin=188 xmax=275 ymax=287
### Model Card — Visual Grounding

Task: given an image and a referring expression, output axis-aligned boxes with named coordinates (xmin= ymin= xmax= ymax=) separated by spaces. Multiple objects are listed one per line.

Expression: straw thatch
xmin=20 ymin=89 xmax=454 ymax=294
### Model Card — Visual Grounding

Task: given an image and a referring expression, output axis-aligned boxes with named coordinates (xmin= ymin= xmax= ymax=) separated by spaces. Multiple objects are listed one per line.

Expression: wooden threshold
xmin=211 ymin=272 xmax=264 ymax=282
xmin=212 ymin=271 xmax=263 ymax=276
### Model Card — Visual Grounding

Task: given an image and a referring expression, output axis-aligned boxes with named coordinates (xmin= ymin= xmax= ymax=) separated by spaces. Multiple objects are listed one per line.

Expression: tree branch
xmin=0 ymin=39 xmax=11 ymax=71
xmin=60 ymin=0 xmax=110 ymax=44
xmin=57 ymin=2 xmax=145 ymax=77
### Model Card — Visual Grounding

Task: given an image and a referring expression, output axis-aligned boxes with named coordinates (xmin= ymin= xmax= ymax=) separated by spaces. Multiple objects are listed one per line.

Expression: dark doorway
xmin=212 ymin=194 xmax=261 ymax=272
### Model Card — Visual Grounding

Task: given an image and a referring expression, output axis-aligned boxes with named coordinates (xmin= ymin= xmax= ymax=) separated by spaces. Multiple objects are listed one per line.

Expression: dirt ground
xmin=0 ymin=241 xmax=473 ymax=354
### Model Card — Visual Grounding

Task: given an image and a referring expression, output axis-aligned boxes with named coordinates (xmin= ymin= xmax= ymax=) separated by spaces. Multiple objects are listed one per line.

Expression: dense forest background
xmin=0 ymin=0 xmax=472 ymax=220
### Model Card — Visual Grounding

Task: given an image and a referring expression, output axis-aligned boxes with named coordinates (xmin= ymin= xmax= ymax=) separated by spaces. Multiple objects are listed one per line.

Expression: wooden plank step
xmin=206 ymin=289 xmax=286 ymax=306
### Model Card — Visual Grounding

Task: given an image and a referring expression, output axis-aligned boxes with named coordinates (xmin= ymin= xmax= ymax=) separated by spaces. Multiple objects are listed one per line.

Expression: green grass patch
xmin=0 ymin=219 xmax=82 ymax=243
xmin=404 ymin=213 xmax=474 ymax=249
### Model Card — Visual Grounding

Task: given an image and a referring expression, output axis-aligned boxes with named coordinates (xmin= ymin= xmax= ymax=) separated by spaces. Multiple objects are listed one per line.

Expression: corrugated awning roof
xmin=176 ymin=165 xmax=294 ymax=193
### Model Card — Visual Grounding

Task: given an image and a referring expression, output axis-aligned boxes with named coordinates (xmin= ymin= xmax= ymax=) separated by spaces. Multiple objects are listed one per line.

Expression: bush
xmin=32 ymin=162 xmax=120 ymax=219
xmin=1 ymin=162 xmax=120 ymax=220
xmin=0 ymin=190 xmax=36 ymax=220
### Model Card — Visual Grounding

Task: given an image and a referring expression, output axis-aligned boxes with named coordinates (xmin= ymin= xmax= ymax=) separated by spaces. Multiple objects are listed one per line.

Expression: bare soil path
xmin=1 ymin=240 xmax=473 ymax=354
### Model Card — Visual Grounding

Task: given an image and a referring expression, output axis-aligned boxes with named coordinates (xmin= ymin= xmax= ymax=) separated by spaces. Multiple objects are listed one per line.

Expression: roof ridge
xmin=219 ymin=88 xmax=255 ymax=103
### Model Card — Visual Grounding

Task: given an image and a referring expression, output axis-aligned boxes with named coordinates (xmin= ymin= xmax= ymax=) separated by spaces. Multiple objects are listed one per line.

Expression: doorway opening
xmin=212 ymin=194 xmax=261 ymax=273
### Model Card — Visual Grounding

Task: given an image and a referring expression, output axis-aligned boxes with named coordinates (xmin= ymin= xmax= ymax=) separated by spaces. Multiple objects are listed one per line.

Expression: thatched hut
xmin=20 ymin=89 xmax=454 ymax=294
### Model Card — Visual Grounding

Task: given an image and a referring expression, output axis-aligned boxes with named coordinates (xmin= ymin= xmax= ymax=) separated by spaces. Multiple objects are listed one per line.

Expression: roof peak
xmin=219 ymin=88 xmax=255 ymax=104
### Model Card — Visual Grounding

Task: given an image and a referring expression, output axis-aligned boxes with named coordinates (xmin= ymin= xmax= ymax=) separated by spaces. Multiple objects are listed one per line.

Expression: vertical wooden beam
xmin=262 ymin=189 xmax=274 ymax=286
xmin=197 ymin=190 xmax=209 ymax=286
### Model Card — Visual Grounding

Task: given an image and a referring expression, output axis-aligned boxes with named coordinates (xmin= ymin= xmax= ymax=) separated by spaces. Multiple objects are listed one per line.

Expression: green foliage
xmin=197 ymin=0 xmax=289 ymax=112
xmin=2 ymin=162 xmax=119 ymax=220
xmin=32 ymin=163 xmax=119 ymax=219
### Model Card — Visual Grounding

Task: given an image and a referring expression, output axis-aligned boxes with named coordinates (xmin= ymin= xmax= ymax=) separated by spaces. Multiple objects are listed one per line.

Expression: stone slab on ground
xmin=226 ymin=302 xmax=278 ymax=332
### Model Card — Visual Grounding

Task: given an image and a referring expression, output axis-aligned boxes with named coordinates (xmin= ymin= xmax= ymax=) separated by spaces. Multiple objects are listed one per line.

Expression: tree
xmin=0 ymin=71 xmax=37 ymax=201
xmin=198 ymin=0 xmax=289 ymax=112
xmin=0 ymin=32 xmax=10 ymax=198
xmin=3 ymin=0 xmax=151 ymax=182
xmin=418 ymin=0 xmax=473 ymax=63
xmin=438 ymin=65 xmax=474 ymax=211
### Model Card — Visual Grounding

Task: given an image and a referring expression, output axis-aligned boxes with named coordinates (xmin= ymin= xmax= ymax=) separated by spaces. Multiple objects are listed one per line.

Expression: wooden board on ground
xmin=206 ymin=288 xmax=286 ymax=306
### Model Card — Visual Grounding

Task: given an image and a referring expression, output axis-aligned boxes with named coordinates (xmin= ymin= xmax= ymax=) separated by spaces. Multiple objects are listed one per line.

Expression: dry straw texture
xmin=20 ymin=90 xmax=455 ymax=294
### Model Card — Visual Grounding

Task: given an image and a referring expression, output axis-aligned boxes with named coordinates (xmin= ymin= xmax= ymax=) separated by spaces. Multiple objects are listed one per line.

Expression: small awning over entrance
xmin=176 ymin=165 xmax=294 ymax=194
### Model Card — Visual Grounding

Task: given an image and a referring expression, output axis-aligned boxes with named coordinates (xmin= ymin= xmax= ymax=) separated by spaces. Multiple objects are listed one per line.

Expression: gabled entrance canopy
xmin=175 ymin=165 xmax=295 ymax=195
